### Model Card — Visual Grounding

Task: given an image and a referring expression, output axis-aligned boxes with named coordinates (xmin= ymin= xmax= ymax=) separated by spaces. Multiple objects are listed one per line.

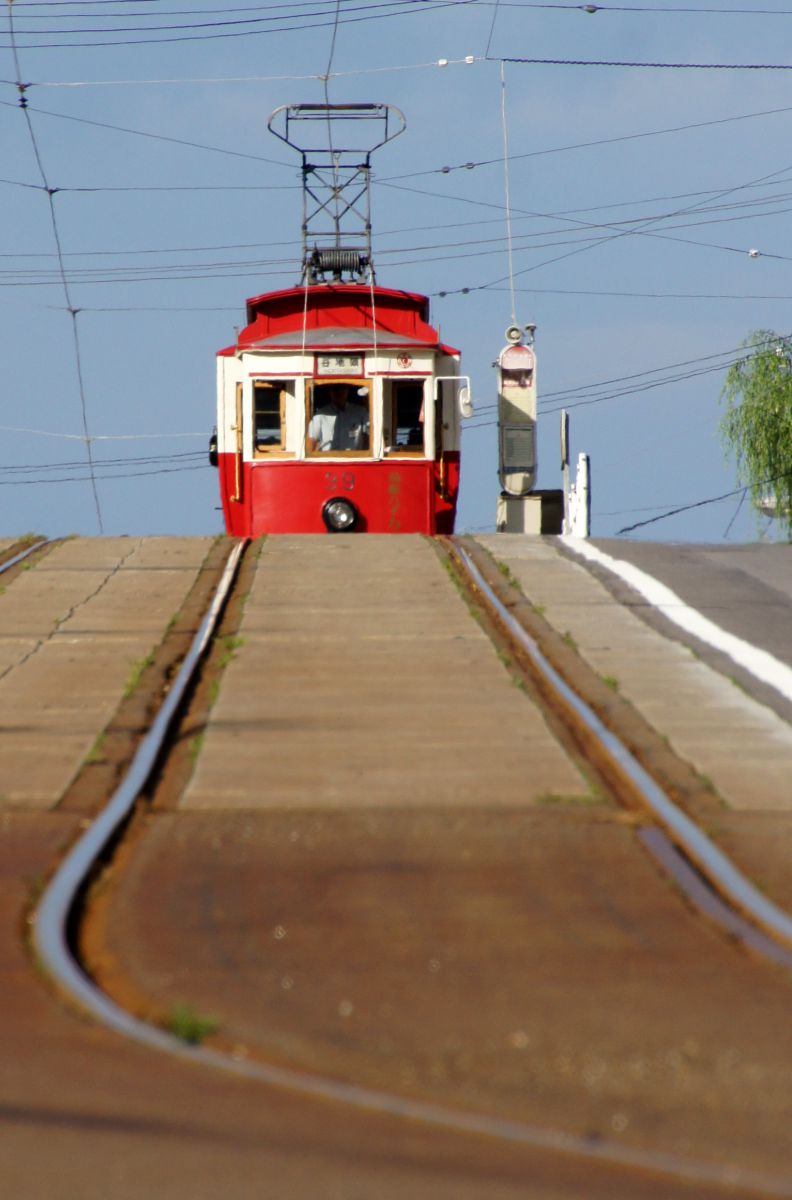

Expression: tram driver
xmin=306 ymin=383 xmax=370 ymax=453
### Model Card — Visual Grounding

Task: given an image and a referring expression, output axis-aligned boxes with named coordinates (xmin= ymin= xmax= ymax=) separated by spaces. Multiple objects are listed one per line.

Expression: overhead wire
xmin=6 ymin=173 xmax=792 ymax=259
xmin=498 ymin=60 xmax=517 ymax=325
xmin=0 ymin=462 xmax=210 ymax=486
xmin=4 ymin=0 xmax=439 ymax=31
xmin=1 ymin=449 xmax=205 ymax=472
xmin=5 ymin=0 xmax=104 ymax=531
xmin=5 ymin=54 xmax=476 ymax=88
xmin=0 ymin=0 xmax=482 ymax=47
xmin=378 ymin=102 xmax=792 ymax=182
xmin=484 ymin=0 xmax=500 ymax=57
xmin=460 ymin=343 xmax=755 ymax=429
xmin=0 ymin=97 xmax=294 ymax=167
xmin=6 ymin=3 xmax=792 ymax=529
xmin=614 ymin=473 xmax=792 ymax=537
xmin=6 ymin=86 xmax=792 ymax=205
xmin=420 ymin=153 xmax=792 ymax=297
xmin=497 ymin=55 xmax=792 ymax=70
xmin=0 ymin=424 xmax=208 ymax=439
xmin=492 ymin=3 xmax=792 ymax=14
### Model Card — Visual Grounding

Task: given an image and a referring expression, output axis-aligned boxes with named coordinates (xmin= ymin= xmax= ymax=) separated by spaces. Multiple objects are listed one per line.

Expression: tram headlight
xmin=322 ymin=497 xmax=358 ymax=533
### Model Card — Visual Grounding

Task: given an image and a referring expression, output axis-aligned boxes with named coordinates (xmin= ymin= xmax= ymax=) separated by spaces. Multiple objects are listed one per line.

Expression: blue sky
xmin=3 ymin=1 xmax=792 ymax=541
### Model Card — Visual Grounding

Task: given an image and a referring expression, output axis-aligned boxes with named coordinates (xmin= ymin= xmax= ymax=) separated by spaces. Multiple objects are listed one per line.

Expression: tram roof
xmin=239 ymin=327 xmax=456 ymax=352
xmin=243 ymin=283 xmax=432 ymax=325
xmin=222 ymin=282 xmax=458 ymax=358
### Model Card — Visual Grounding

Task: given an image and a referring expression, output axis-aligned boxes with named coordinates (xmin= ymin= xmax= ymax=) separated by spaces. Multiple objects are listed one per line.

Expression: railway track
xmin=20 ymin=534 xmax=792 ymax=1198
xmin=0 ymin=535 xmax=54 ymax=576
xmin=445 ymin=538 xmax=792 ymax=966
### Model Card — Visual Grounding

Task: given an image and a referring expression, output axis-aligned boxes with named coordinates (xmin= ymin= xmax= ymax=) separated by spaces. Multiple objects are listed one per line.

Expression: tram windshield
xmin=306 ymin=381 xmax=371 ymax=455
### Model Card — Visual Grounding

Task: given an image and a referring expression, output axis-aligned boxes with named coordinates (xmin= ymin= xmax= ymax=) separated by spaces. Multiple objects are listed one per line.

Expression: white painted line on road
xmin=564 ymin=538 xmax=792 ymax=708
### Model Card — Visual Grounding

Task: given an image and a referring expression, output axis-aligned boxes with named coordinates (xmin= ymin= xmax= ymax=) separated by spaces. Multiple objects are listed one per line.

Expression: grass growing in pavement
xmin=84 ymin=731 xmax=106 ymax=765
xmin=496 ymin=559 xmax=521 ymax=590
xmin=165 ymin=1003 xmax=219 ymax=1045
xmin=123 ymin=653 xmax=154 ymax=699
xmin=218 ymin=635 xmax=245 ymax=671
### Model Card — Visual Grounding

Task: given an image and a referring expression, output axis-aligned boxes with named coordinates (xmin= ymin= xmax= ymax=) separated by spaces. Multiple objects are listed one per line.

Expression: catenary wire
xmin=615 ymin=472 xmax=792 ymax=537
xmin=4 ymin=0 xmax=473 ymax=33
xmin=417 ymin=154 xmax=792 ymax=296
xmin=0 ymin=97 xmax=294 ymax=168
xmin=5 ymin=176 xmax=792 ymax=261
xmin=0 ymin=463 xmax=210 ymax=485
xmin=5 ymin=1 xmax=104 ymax=532
xmin=0 ymin=0 xmax=482 ymax=47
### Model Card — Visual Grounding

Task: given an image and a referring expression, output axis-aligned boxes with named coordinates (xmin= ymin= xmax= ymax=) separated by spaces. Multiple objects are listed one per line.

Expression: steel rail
xmin=33 ymin=538 xmax=247 ymax=1038
xmin=452 ymin=540 xmax=792 ymax=961
xmin=26 ymin=533 xmax=792 ymax=1198
xmin=0 ymin=537 xmax=53 ymax=575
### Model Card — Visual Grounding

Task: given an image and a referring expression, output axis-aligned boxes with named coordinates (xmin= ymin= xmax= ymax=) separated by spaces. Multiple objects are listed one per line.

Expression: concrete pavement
xmin=478 ymin=536 xmax=792 ymax=812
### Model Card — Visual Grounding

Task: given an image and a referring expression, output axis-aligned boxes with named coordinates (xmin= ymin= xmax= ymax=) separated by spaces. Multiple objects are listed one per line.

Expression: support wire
xmin=499 ymin=61 xmax=517 ymax=326
xmin=6 ymin=0 xmax=104 ymax=533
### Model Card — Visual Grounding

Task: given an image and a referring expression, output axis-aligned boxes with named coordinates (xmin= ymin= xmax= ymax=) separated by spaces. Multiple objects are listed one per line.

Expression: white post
xmin=567 ymin=452 xmax=591 ymax=538
xmin=560 ymin=409 xmax=570 ymax=534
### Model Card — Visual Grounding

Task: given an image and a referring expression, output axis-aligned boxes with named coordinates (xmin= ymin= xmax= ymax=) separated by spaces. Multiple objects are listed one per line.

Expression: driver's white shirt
xmin=308 ymin=402 xmax=369 ymax=451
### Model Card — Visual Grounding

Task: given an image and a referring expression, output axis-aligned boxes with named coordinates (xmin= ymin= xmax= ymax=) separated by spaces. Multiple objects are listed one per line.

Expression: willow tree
xmin=721 ymin=330 xmax=792 ymax=537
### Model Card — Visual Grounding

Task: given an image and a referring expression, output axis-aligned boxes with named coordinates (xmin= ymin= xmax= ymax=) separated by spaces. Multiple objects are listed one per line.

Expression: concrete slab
xmin=0 ymin=538 xmax=212 ymax=810
xmin=183 ymin=537 xmax=591 ymax=810
xmin=1 ymin=813 xmax=583 ymax=1200
xmin=96 ymin=806 xmax=792 ymax=1180
xmin=478 ymin=536 xmax=792 ymax=811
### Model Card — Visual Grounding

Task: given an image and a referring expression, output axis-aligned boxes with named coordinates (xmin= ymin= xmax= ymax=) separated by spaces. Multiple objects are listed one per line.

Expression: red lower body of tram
xmin=217 ymin=455 xmax=460 ymax=537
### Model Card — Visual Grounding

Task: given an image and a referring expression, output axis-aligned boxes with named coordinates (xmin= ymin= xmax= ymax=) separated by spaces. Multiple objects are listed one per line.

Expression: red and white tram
xmin=211 ymin=103 xmax=469 ymax=536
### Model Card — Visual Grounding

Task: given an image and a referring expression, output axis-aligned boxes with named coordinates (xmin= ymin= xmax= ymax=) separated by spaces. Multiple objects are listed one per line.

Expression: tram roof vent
xmin=268 ymin=103 xmax=406 ymax=286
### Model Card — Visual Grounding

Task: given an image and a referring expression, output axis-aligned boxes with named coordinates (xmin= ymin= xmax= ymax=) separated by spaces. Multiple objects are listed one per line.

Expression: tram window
xmin=385 ymin=381 xmax=425 ymax=454
xmin=253 ymin=382 xmax=289 ymax=454
xmin=306 ymin=381 xmax=371 ymax=455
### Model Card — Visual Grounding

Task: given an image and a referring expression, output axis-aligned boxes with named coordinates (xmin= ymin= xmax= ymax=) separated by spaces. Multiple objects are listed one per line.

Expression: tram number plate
xmin=324 ymin=471 xmax=356 ymax=492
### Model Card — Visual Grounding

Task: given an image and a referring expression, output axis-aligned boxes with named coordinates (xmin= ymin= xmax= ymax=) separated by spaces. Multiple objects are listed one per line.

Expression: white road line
xmin=564 ymin=538 xmax=792 ymax=708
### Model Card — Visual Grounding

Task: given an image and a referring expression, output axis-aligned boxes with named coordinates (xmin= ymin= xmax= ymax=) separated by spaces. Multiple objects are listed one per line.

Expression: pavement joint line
xmin=0 ymin=539 xmax=142 ymax=686
xmin=564 ymin=537 xmax=792 ymax=709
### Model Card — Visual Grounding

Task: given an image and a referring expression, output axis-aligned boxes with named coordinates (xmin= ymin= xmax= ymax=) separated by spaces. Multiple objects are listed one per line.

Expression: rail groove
xmin=0 ymin=536 xmax=55 ymax=576
xmin=33 ymin=538 xmax=247 ymax=1019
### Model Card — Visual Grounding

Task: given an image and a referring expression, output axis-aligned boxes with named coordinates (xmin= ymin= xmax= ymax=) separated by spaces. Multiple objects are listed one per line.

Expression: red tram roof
xmin=221 ymin=283 xmax=457 ymax=358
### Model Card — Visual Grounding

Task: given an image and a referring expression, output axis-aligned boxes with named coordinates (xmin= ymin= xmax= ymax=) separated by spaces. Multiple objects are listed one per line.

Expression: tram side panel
xmin=216 ymin=351 xmax=249 ymax=537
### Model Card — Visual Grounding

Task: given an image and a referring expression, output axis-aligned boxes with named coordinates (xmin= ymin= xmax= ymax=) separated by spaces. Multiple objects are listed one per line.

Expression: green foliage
xmin=84 ymin=732 xmax=106 ymax=765
xmin=721 ymin=330 xmax=792 ymax=536
xmin=218 ymin=634 xmax=245 ymax=670
xmin=165 ymin=1003 xmax=219 ymax=1044
xmin=122 ymin=652 xmax=154 ymax=699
